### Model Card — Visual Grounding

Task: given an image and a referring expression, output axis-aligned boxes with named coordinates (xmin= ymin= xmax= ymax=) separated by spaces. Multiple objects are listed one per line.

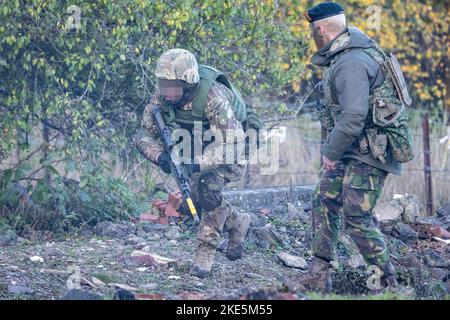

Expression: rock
xmin=122 ymin=255 xmax=158 ymax=268
xmin=437 ymin=203 xmax=450 ymax=218
xmin=134 ymin=293 xmax=165 ymax=300
xmin=61 ymin=289 xmax=103 ymax=300
xmin=405 ymin=253 xmax=423 ymax=270
xmin=113 ymin=289 xmax=136 ymax=300
xmin=131 ymin=251 xmax=177 ymax=266
xmin=124 ymin=236 xmax=146 ymax=246
xmin=0 ymin=229 xmax=18 ymax=247
xmin=141 ymin=223 xmax=168 ymax=234
xmin=424 ymin=251 xmax=450 ymax=269
xmin=216 ymin=239 xmax=228 ymax=252
xmin=348 ymin=254 xmax=366 ymax=268
xmin=43 ymin=247 xmax=65 ymax=259
xmin=430 ymin=268 xmax=449 ymax=281
xmin=109 ymin=283 xmax=138 ymax=291
xmin=276 ymin=252 xmax=307 ymax=269
xmin=223 ymin=185 xmax=314 ymax=215
xmin=140 ymin=283 xmax=158 ymax=290
xmin=429 ymin=226 xmax=450 ymax=240
xmin=146 ymin=234 xmax=161 ymax=241
xmin=165 ymin=225 xmax=183 ymax=240
xmin=177 ymin=291 xmax=206 ymax=300
xmin=136 ymin=228 xmax=147 ymax=238
xmin=287 ymin=202 xmax=309 ymax=223
xmin=8 ymin=285 xmax=34 ymax=295
xmin=374 ymin=201 xmax=403 ymax=224
xmin=249 ymin=212 xmax=269 ymax=228
xmin=91 ymin=277 xmax=105 ymax=286
xmin=95 ymin=221 xmax=135 ymax=239
xmin=395 ymin=194 xmax=420 ymax=224
xmin=390 ymin=222 xmax=419 ymax=245
xmin=250 ymin=224 xmax=285 ymax=249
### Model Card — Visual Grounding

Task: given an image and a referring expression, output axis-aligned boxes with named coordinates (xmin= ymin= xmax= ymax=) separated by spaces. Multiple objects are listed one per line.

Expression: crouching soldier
xmin=135 ymin=49 xmax=261 ymax=278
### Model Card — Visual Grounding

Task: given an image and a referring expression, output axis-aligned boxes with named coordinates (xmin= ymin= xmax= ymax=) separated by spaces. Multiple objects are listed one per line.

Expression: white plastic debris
xmin=433 ymin=237 xmax=450 ymax=245
xmin=29 ymin=256 xmax=44 ymax=263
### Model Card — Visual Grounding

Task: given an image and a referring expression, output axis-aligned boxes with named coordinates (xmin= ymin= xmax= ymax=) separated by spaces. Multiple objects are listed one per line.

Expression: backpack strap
xmin=191 ymin=65 xmax=221 ymax=118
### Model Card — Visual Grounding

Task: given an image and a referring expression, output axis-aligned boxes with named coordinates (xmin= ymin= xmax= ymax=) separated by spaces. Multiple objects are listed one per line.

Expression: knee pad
xmin=197 ymin=171 xmax=224 ymax=211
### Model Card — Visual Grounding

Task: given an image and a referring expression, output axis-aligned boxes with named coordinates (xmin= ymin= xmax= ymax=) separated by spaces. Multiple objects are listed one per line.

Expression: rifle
xmin=151 ymin=104 xmax=200 ymax=222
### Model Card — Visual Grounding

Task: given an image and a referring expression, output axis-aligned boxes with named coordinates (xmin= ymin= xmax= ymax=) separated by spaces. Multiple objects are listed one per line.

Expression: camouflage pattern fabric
xmin=321 ymin=40 xmax=414 ymax=164
xmin=190 ymin=164 xmax=250 ymax=274
xmin=135 ymin=62 xmax=250 ymax=275
xmin=135 ymin=81 xmax=242 ymax=166
xmin=312 ymin=159 xmax=390 ymax=268
xmin=154 ymin=48 xmax=199 ymax=84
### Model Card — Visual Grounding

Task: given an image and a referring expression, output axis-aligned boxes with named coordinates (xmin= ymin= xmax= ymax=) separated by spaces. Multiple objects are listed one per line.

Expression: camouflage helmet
xmin=155 ymin=49 xmax=199 ymax=84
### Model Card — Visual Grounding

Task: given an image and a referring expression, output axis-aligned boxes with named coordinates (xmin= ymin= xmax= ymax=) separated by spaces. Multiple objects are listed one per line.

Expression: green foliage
xmin=0 ymin=0 xmax=309 ymax=231
xmin=0 ymin=169 xmax=148 ymax=233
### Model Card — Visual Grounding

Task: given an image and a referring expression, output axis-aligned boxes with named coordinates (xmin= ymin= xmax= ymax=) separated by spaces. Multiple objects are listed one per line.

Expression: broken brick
xmin=122 ymin=255 xmax=158 ymax=268
xmin=177 ymin=291 xmax=205 ymax=300
xmin=140 ymin=214 xmax=159 ymax=222
xmin=165 ymin=203 xmax=181 ymax=218
xmin=430 ymin=226 xmax=450 ymax=240
xmin=135 ymin=293 xmax=164 ymax=300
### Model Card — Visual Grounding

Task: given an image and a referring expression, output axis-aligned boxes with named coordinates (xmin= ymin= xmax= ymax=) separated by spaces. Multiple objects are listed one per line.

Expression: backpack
xmin=360 ymin=43 xmax=415 ymax=163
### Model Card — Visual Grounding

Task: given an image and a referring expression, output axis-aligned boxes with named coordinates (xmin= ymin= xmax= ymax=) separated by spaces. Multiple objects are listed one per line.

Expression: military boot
xmin=285 ymin=256 xmax=333 ymax=293
xmin=190 ymin=243 xmax=217 ymax=278
xmin=226 ymin=212 xmax=251 ymax=261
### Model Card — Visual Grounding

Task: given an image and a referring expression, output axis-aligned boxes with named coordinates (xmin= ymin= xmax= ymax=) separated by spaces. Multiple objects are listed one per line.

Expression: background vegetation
xmin=0 ymin=0 xmax=448 ymax=233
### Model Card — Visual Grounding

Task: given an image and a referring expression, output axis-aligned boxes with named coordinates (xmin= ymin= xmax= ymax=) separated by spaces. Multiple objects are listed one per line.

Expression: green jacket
xmin=312 ymin=27 xmax=402 ymax=175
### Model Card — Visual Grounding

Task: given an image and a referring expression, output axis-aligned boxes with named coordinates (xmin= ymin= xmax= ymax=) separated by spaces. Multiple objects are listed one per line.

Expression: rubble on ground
xmin=0 ymin=188 xmax=449 ymax=300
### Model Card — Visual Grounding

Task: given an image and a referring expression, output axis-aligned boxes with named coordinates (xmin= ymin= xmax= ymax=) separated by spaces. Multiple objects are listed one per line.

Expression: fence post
xmin=422 ymin=114 xmax=434 ymax=216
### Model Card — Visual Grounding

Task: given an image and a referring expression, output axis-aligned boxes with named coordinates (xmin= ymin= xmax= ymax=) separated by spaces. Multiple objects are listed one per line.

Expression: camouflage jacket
xmin=135 ymin=81 xmax=244 ymax=171
xmin=312 ymin=27 xmax=402 ymax=175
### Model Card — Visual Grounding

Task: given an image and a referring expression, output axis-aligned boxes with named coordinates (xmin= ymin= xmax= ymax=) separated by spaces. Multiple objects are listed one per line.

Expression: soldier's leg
xmin=223 ymin=207 xmax=251 ymax=261
xmin=215 ymin=163 xmax=250 ymax=261
xmin=291 ymin=163 xmax=345 ymax=293
xmin=191 ymin=203 xmax=229 ymax=278
xmin=311 ymin=162 xmax=346 ymax=262
xmin=342 ymin=160 xmax=396 ymax=286
xmin=190 ymin=168 xmax=229 ymax=278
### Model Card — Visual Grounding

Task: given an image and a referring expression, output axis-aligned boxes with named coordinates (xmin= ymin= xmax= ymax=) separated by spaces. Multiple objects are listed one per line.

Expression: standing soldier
xmin=135 ymin=49 xmax=259 ymax=278
xmin=294 ymin=2 xmax=414 ymax=292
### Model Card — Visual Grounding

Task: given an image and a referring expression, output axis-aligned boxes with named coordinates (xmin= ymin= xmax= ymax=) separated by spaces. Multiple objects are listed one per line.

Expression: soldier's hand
xmin=156 ymin=152 xmax=172 ymax=174
xmin=322 ymin=155 xmax=337 ymax=171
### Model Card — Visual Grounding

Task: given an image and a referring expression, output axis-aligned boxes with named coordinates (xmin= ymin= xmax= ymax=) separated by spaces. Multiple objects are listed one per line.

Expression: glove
xmin=156 ymin=152 xmax=172 ymax=174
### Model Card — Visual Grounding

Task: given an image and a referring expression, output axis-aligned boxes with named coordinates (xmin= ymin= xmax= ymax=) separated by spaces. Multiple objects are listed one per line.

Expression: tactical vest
xmin=161 ymin=65 xmax=261 ymax=131
xmin=319 ymin=42 xmax=414 ymax=164
xmin=160 ymin=65 xmax=262 ymax=164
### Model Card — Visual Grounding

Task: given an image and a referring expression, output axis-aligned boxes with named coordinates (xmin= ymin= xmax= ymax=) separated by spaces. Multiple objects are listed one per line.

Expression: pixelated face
xmin=310 ymin=22 xmax=326 ymax=49
xmin=158 ymin=79 xmax=184 ymax=102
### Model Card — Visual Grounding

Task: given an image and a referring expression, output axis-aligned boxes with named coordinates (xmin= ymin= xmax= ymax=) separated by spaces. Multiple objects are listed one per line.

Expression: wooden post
xmin=422 ymin=114 xmax=434 ymax=216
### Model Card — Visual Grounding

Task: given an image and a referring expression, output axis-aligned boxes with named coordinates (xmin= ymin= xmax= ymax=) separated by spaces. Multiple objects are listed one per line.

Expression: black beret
xmin=304 ymin=2 xmax=345 ymax=23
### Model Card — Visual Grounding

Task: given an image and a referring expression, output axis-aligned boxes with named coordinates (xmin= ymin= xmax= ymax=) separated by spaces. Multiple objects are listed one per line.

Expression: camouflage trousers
xmin=189 ymin=163 xmax=250 ymax=249
xmin=311 ymin=159 xmax=390 ymax=268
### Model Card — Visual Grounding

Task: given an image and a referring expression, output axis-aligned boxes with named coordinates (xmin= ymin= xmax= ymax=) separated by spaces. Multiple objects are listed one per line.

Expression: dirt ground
xmin=1 ymin=206 xmax=450 ymax=300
